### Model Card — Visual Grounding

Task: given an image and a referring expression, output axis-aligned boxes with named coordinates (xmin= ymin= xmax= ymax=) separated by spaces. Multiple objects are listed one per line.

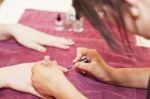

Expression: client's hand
xmin=10 ymin=24 xmax=74 ymax=52
xmin=73 ymin=47 xmax=115 ymax=82
xmin=31 ymin=60 xmax=87 ymax=99
xmin=0 ymin=63 xmax=41 ymax=97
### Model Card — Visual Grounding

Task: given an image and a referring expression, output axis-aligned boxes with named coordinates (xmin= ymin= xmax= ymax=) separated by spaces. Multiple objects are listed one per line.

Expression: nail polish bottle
xmin=55 ymin=14 xmax=64 ymax=31
xmin=73 ymin=15 xmax=84 ymax=33
xmin=64 ymin=13 xmax=72 ymax=31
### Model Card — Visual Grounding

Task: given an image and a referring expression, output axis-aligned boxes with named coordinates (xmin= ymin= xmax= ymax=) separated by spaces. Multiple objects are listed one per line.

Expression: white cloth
xmin=0 ymin=0 xmax=72 ymax=23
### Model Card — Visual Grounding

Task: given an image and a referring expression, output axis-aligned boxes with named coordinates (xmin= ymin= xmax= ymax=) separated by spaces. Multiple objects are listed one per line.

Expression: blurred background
xmin=0 ymin=0 xmax=149 ymax=48
xmin=0 ymin=0 xmax=72 ymax=23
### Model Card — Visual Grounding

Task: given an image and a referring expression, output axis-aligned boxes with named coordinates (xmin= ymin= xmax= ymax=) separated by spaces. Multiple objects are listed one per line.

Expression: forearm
xmin=109 ymin=67 xmax=150 ymax=89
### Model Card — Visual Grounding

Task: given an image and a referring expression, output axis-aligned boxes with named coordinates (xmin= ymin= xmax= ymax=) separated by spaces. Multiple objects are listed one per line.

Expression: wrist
xmin=103 ymin=67 xmax=123 ymax=85
xmin=94 ymin=63 xmax=117 ymax=84
xmin=6 ymin=24 xmax=19 ymax=36
xmin=3 ymin=24 xmax=25 ymax=36
xmin=0 ymin=24 xmax=16 ymax=40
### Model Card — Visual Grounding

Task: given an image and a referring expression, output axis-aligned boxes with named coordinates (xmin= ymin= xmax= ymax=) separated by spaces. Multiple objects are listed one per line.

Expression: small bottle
xmin=73 ymin=15 xmax=84 ymax=33
xmin=64 ymin=13 xmax=72 ymax=31
xmin=55 ymin=14 xmax=64 ymax=31
xmin=64 ymin=20 xmax=72 ymax=31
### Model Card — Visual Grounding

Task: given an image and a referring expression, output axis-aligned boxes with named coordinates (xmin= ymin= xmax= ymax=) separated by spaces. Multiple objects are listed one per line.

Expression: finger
xmin=51 ymin=43 xmax=70 ymax=49
xmin=56 ymin=38 xmax=75 ymax=45
xmin=51 ymin=61 xmax=68 ymax=72
xmin=41 ymin=41 xmax=70 ymax=49
xmin=58 ymin=66 xmax=68 ymax=72
xmin=21 ymin=40 xmax=47 ymax=52
xmin=36 ymin=36 xmax=74 ymax=49
xmin=73 ymin=47 xmax=87 ymax=63
xmin=28 ymin=86 xmax=43 ymax=98
xmin=74 ymin=62 xmax=90 ymax=72
xmin=40 ymin=33 xmax=75 ymax=46
xmin=46 ymin=35 xmax=74 ymax=45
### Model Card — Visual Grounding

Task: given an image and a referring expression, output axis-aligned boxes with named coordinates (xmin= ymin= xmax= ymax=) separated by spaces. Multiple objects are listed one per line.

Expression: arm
xmin=74 ymin=47 xmax=150 ymax=89
xmin=109 ymin=67 xmax=150 ymax=89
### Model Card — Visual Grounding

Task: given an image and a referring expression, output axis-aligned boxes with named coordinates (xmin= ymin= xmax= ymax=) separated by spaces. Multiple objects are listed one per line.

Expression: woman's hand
xmin=10 ymin=24 xmax=74 ymax=52
xmin=31 ymin=60 xmax=87 ymax=99
xmin=0 ymin=63 xmax=42 ymax=98
xmin=73 ymin=47 xmax=115 ymax=82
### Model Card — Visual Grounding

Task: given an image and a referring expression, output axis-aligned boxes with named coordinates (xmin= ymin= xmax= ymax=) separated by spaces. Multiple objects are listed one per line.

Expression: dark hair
xmin=73 ymin=0 xmax=132 ymax=52
xmin=147 ymin=77 xmax=150 ymax=99
xmin=0 ymin=0 xmax=3 ymax=4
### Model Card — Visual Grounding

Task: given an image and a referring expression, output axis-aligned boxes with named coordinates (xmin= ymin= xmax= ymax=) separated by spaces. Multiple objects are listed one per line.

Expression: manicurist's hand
xmin=73 ymin=47 xmax=115 ymax=82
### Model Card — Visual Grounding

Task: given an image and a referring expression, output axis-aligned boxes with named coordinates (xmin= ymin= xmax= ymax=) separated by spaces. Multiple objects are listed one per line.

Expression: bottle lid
xmin=57 ymin=14 xmax=62 ymax=21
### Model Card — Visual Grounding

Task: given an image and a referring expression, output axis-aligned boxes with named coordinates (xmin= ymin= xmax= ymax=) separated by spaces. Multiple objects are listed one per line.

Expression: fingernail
xmin=40 ymin=48 xmax=46 ymax=52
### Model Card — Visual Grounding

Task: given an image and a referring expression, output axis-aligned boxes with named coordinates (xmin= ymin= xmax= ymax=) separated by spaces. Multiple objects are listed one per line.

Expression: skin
xmin=31 ymin=0 xmax=150 ymax=98
xmin=31 ymin=61 xmax=87 ymax=99
xmin=0 ymin=61 xmax=70 ymax=99
xmin=73 ymin=0 xmax=150 ymax=89
xmin=125 ymin=0 xmax=150 ymax=39
xmin=0 ymin=63 xmax=41 ymax=97
xmin=1 ymin=0 xmax=150 ymax=98
xmin=0 ymin=24 xmax=74 ymax=52
xmin=74 ymin=47 xmax=150 ymax=89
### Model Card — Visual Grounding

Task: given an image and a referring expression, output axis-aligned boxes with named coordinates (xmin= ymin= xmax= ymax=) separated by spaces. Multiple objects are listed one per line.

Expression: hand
xmin=31 ymin=60 xmax=87 ymax=99
xmin=0 ymin=63 xmax=42 ymax=98
xmin=73 ymin=47 xmax=115 ymax=82
xmin=10 ymin=24 xmax=74 ymax=52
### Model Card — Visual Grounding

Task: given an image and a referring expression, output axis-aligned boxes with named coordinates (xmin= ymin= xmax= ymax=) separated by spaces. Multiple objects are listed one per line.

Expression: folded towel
xmin=0 ymin=9 xmax=149 ymax=99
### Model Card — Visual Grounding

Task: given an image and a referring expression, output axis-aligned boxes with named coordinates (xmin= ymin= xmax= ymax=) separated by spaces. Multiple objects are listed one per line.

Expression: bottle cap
xmin=57 ymin=14 xmax=62 ymax=21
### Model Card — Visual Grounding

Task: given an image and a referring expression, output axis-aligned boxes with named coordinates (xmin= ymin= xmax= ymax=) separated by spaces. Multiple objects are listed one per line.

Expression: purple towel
xmin=0 ymin=9 xmax=149 ymax=99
